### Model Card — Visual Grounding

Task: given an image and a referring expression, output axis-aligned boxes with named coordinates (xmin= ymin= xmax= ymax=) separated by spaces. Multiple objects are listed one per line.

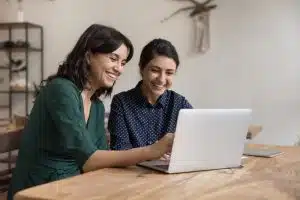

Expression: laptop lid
xmin=167 ymin=109 xmax=252 ymax=173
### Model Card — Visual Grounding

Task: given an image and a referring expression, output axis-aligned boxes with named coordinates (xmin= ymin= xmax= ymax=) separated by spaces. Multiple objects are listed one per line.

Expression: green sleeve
xmin=95 ymin=101 xmax=109 ymax=150
xmin=45 ymin=79 xmax=97 ymax=169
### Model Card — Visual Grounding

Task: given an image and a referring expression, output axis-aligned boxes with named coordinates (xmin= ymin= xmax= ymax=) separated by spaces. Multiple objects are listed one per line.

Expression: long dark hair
xmin=39 ymin=24 xmax=134 ymax=99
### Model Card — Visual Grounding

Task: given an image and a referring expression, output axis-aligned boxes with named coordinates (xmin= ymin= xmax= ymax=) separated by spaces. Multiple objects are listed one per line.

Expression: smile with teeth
xmin=106 ymin=72 xmax=118 ymax=80
xmin=152 ymin=83 xmax=165 ymax=90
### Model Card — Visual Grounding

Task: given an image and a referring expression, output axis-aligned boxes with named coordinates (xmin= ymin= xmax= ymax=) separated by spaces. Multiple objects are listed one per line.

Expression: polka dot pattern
xmin=108 ymin=81 xmax=193 ymax=150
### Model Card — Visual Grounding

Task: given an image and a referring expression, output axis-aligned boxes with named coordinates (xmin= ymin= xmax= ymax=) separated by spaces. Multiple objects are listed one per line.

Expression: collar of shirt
xmin=133 ymin=80 xmax=168 ymax=109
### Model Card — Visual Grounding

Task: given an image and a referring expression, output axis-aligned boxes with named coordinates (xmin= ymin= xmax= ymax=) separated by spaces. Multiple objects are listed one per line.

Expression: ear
xmin=85 ymin=51 xmax=91 ymax=65
xmin=139 ymin=65 xmax=143 ymax=77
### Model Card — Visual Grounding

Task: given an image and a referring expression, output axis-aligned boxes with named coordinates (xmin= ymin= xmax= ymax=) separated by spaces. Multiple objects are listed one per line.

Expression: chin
xmin=104 ymin=82 xmax=114 ymax=88
xmin=151 ymin=89 xmax=165 ymax=97
xmin=101 ymin=78 xmax=115 ymax=88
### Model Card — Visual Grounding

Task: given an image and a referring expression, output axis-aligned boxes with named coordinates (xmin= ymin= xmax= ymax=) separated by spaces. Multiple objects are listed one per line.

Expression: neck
xmin=141 ymin=82 xmax=158 ymax=105
xmin=83 ymin=80 xmax=97 ymax=100
xmin=82 ymin=88 xmax=95 ymax=101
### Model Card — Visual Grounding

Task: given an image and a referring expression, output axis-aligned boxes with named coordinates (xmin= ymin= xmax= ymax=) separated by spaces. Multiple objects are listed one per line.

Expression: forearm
xmin=82 ymin=147 xmax=155 ymax=173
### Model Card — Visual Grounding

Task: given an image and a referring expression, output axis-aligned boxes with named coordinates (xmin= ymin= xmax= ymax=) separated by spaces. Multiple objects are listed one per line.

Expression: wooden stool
xmin=0 ymin=116 xmax=26 ymax=194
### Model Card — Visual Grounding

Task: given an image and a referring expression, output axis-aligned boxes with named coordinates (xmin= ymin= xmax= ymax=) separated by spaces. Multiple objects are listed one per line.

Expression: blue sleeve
xmin=108 ymin=95 xmax=133 ymax=150
xmin=182 ymin=97 xmax=193 ymax=109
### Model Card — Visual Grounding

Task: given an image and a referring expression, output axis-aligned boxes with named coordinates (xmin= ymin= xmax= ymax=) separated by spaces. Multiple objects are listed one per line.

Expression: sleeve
xmin=107 ymin=95 xmax=133 ymax=150
xmin=95 ymin=102 xmax=109 ymax=150
xmin=182 ymin=97 xmax=193 ymax=109
xmin=45 ymin=81 xmax=98 ymax=168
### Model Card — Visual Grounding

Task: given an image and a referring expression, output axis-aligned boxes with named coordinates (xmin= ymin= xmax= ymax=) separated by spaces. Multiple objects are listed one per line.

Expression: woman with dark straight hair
xmin=8 ymin=25 xmax=173 ymax=200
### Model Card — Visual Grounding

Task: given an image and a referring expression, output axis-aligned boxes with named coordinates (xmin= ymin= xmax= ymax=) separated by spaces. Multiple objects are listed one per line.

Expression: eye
xmin=109 ymin=55 xmax=118 ymax=62
xmin=121 ymin=61 xmax=127 ymax=66
xmin=151 ymin=69 xmax=159 ymax=73
xmin=108 ymin=53 xmax=119 ymax=62
xmin=166 ymin=72 xmax=175 ymax=76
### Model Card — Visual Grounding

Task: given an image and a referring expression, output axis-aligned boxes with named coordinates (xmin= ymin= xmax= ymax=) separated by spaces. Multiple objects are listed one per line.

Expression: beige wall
xmin=0 ymin=0 xmax=300 ymax=145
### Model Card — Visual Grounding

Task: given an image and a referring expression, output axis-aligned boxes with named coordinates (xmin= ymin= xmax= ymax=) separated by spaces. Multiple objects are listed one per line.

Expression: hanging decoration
xmin=161 ymin=0 xmax=217 ymax=54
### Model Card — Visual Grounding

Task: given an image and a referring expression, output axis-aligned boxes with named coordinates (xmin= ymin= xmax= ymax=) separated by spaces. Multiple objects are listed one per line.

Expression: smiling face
xmin=140 ymin=55 xmax=177 ymax=103
xmin=88 ymin=43 xmax=129 ymax=89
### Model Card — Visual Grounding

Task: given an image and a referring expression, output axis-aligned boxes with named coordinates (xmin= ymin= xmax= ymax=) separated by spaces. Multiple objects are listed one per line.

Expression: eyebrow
xmin=111 ymin=53 xmax=127 ymax=62
xmin=151 ymin=65 xmax=176 ymax=72
xmin=166 ymin=68 xmax=176 ymax=72
xmin=111 ymin=53 xmax=119 ymax=59
xmin=150 ymin=65 xmax=160 ymax=69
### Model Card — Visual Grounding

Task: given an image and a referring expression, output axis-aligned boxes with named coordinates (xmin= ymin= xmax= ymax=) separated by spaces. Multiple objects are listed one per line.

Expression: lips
xmin=151 ymin=83 xmax=165 ymax=90
xmin=106 ymin=72 xmax=119 ymax=81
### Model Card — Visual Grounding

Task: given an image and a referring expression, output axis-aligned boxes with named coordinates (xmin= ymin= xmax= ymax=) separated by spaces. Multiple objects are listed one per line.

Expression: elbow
xmin=81 ymin=150 xmax=115 ymax=173
xmin=78 ymin=149 xmax=101 ymax=173
xmin=81 ymin=151 xmax=101 ymax=173
xmin=82 ymin=151 xmax=100 ymax=173
xmin=82 ymin=162 xmax=94 ymax=173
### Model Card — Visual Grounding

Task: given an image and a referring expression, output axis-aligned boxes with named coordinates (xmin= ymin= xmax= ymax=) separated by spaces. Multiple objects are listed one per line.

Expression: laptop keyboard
xmin=154 ymin=165 xmax=169 ymax=170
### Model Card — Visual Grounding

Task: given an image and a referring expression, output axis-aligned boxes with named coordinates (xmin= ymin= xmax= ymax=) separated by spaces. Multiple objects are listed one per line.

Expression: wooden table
xmin=14 ymin=145 xmax=300 ymax=200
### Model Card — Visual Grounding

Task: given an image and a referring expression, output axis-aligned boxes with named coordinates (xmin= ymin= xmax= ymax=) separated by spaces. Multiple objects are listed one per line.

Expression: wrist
xmin=143 ymin=145 xmax=159 ymax=160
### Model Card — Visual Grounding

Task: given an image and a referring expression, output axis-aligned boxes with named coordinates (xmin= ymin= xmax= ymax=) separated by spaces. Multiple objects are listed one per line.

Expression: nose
xmin=157 ymin=72 xmax=166 ymax=84
xmin=113 ymin=62 xmax=124 ymax=73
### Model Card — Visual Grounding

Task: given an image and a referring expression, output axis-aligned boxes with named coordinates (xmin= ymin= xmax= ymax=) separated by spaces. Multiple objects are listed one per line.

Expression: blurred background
xmin=0 ymin=0 xmax=299 ymax=146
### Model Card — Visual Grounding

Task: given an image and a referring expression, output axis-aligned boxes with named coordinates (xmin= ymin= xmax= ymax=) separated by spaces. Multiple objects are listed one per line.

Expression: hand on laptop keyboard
xmin=149 ymin=133 xmax=174 ymax=159
xmin=159 ymin=153 xmax=171 ymax=161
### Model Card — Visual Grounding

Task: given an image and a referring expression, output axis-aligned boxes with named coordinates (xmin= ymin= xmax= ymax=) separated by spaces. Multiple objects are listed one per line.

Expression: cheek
xmin=166 ymin=77 xmax=173 ymax=88
xmin=90 ymin=57 xmax=109 ymax=75
xmin=90 ymin=62 xmax=101 ymax=73
xmin=91 ymin=67 xmax=103 ymax=77
xmin=150 ymin=74 xmax=159 ymax=82
xmin=144 ymin=72 xmax=155 ymax=82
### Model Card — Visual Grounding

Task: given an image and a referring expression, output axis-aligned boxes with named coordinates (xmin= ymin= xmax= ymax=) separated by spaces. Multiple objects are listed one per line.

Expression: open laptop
xmin=138 ymin=109 xmax=252 ymax=174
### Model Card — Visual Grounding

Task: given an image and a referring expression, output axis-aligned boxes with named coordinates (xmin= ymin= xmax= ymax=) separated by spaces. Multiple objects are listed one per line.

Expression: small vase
xmin=17 ymin=10 xmax=24 ymax=22
xmin=17 ymin=0 xmax=24 ymax=22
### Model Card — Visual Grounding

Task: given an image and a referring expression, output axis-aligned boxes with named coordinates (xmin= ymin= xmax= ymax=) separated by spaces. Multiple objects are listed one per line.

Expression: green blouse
xmin=7 ymin=78 xmax=108 ymax=200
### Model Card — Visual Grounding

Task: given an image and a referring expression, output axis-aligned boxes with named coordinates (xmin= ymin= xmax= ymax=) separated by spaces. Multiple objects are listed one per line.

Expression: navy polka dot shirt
xmin=108 ymin=81 xmax=193 ymax=150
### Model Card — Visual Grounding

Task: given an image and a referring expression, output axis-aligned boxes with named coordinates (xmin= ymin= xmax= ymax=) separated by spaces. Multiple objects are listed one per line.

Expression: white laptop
xmin=138 ymin=109 xmax=252 ymax=174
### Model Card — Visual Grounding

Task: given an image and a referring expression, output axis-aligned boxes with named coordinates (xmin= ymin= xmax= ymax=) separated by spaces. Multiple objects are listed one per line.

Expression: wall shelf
xmin=0 ymin=22 xmax=44 ymax=118
xmin=0 ymin=22 xmax=42 ymax=30
xmin=0 ymin=47 xmax=42 ymax=52
xmin=0 ymin=90 xmax=35 ymax=94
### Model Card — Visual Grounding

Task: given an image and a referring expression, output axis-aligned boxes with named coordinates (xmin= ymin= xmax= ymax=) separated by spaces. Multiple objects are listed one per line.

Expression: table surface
xmin=14 ymin=145 xmax=300 ymax=200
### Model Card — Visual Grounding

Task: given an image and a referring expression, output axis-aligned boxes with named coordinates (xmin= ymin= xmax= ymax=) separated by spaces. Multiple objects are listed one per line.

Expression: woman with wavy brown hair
xmin=8 ymin=24 xmax=173 ymax=200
